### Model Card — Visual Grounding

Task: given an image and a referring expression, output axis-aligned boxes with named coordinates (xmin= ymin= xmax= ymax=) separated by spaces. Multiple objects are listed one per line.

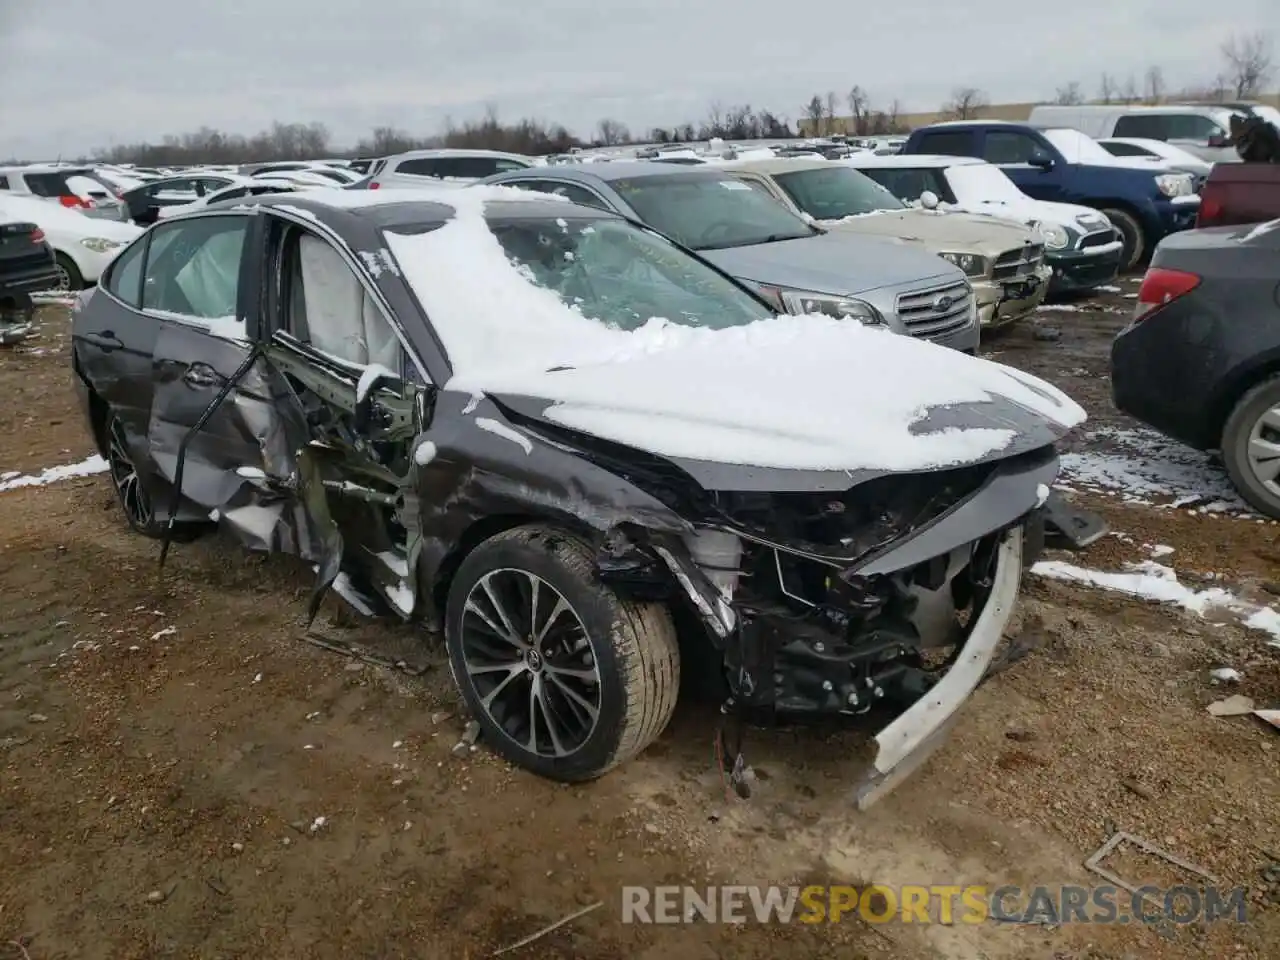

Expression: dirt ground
xmin=2 ymin=290 xmax=1278 ymax=960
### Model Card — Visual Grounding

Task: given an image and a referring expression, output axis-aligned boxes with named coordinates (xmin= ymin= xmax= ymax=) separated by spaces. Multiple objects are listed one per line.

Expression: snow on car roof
xmin=291 ymin=183 xmax=566 ymax=211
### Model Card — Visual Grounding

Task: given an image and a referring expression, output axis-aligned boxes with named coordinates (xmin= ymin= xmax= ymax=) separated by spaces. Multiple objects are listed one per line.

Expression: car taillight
xmin=369 ymin=181 xmax=380 ymax=190
xmin=29 ymin=228 xmax=45 ymax=244
xmin=1197 ymin=187 xmax=1223 ymax=227
xmin=1134 ymin=267 xmax=1200 ymax=321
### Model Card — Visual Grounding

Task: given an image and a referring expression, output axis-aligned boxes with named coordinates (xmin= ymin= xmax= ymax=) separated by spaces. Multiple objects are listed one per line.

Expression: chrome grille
xmin=992 ymin=242 xmax=1044 ymax=280
xmin=895 ymin=279 xmax=972 ymax=339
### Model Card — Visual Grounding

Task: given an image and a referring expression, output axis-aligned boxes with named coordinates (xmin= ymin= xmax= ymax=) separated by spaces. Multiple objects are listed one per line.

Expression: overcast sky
xmin=0 ymin=0 xmax=1273 ymax=157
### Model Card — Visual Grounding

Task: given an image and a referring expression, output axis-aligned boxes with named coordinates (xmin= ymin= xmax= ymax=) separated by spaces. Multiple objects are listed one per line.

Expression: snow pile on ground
xmin=382 ymin=188 xmax=1084 ymax=472
xmin=1032 ymin=558 xmax=1280 ymax=646
xmin=0 ymin=455 xmax=108 ymax=492
xmin=1058 ymin=428 xmax=1254 ymax=515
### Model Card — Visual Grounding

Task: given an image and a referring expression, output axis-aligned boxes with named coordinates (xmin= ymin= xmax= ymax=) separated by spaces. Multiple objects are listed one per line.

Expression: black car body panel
xmin=70 ymin=189 xmax=1088 ymax=802
xmin=1112 ymin=223 xmax=1280 ymax=450
xmin=0 ymin=220 xmax=58 ymax=342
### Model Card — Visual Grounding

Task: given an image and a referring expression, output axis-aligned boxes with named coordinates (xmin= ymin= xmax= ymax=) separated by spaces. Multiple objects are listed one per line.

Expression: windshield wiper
xmin=696 ymin=233 xmax=806 ymax=251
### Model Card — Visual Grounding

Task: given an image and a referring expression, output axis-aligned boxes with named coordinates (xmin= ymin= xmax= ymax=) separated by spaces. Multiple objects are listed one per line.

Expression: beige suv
xmin=720 ymin=157 xmax=1052 ymax=330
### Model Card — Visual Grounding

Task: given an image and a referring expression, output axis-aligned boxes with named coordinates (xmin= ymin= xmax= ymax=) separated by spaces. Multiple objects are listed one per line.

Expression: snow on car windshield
xmin=381 ymin=188 xmax=1086 ymax=472
xmin=944 ymin=163 xmax=1027 ymax=203
xmin=1040 ymin=129 xmax=1121 ymax=164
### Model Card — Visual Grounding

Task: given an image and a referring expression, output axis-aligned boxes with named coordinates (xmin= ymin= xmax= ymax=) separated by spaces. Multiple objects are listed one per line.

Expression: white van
xmin=1026 ymin=104 xmax=1243 ymax=163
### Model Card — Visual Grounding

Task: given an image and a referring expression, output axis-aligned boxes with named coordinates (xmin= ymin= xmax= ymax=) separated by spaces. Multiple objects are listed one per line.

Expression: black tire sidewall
xmin=444 ymin=530 xmax=632 ymax=781
xmin=104 ymin=409 xmax=165 ymax=538
xmin=1099 ymin=208 xmax=1145 ymax=271
xmin=1221 ymin=377 xmax=1280 ymax=518
xmin=55 ymin=252 xmax=84 ymax=291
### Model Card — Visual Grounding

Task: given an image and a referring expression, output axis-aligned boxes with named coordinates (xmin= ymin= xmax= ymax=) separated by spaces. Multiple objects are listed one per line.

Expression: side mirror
xmin=919 ymin=190 xmax=940 ymax=210
xmin=1207 ymin=133 xmax=1230 ymax=148
xmin=1028 ymin=150 xmax=1054 ymax=170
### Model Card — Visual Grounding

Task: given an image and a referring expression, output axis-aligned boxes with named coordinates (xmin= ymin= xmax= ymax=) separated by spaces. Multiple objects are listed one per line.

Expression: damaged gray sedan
xmin=70 ymin=185 xmax=1085 ymax=806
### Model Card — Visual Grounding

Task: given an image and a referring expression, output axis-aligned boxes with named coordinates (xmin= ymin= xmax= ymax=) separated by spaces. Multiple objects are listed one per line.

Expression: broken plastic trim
xmin=158 ymin=342 xmax=266 ymax=567
xmin=853 ymin=527 xmax=1023 ymax=810
xmin=650 ymin=540 xmax=736 ymax=639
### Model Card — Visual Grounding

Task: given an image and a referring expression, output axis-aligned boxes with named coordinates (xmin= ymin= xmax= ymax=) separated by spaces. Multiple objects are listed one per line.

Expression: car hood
xmin=943 ymin=196 xmax=1111 ymax=233
xmin=698 ymin=230 xmax=957 ymax=296
xmin=819 ymin=207 xmax=1035 ymax=254
xmin=453 ymin=314 xmax=1085 ymax=492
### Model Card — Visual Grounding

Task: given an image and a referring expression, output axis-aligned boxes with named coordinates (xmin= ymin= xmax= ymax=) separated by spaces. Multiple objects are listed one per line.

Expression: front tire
xmin=1221 ymin=376 xmax=1280 ymax=519
xmin=444 ymin=525 xmax=680 ymax=781
xmin=104 ymin=410 xmax=206 ymax=541
xmin=1098 ymin=207 xmax=1145 ymax=271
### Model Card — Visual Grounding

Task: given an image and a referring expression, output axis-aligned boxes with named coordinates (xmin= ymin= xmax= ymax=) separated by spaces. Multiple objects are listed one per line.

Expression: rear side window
xmin=22 ymin=172 xmax=74 ymax=197
xmin=982 ymin=131 xmax=1044 ymax=164
xmin=1113 ymin=115 xmax=1168 ymax=139
xmin=1102 ymin=142 xmax=1152 ymax=157
xmin=913 ymin=131 xmax=974 ymax=156
xmin=106 ymin=239 xmax=146 ymax=307
xmin=511 ymin=179 xmax=611 ymax=209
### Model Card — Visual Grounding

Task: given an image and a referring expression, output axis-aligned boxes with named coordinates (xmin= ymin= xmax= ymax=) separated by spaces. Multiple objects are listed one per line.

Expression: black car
xmin=70 ymin=188 xmax=1084 ymax=804
xmin=0 ymin=219 xmax=59 ymax=344
xmin=120 ymin=174 xmax=240 ymax=225
xmin=1112 ymin=220 xmax=1280 ymax=517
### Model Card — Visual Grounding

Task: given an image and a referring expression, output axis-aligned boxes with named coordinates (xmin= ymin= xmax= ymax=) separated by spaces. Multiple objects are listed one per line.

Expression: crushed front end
xmin=625 ymin=445 xmax=1058 ymax=808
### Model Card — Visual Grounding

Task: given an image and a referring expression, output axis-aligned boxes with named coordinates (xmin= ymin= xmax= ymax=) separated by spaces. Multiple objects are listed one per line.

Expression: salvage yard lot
xmin=2 ymin=293 xmax=1279 ymax=959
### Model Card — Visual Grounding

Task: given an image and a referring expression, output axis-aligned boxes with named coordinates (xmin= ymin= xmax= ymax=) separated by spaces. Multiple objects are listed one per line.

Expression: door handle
xmin=182 ymin=364 xmax=224 ymax=388
xmin=83 ymin=331 xmax=123 ymax=351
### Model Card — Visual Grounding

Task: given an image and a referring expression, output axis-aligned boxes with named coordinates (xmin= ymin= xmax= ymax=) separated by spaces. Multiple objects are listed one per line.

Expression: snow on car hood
xmin=384 ymin=188 xmax=1085 ymax=475
xmin=939 ymin=195 xmax=1110 ymax=234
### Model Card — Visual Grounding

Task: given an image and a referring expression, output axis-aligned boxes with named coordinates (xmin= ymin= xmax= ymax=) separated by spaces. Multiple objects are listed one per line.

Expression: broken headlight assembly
xmin=937 ymin=251 xmax=989 ymax=277
xmin=777 ymin=289 xmax=884 ymax=324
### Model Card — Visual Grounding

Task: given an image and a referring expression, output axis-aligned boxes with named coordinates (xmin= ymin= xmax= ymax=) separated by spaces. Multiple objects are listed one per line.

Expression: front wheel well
xmin=428 ymin=513 xmax=602 ymax=623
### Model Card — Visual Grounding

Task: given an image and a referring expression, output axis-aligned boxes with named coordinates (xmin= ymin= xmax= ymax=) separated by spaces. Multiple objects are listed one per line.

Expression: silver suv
xmin=481 ymin=162 xmax=979 ymax=352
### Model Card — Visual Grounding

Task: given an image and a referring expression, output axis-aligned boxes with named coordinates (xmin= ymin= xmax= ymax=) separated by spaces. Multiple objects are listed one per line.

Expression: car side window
xmin=1164 ymin=114 xmax=1223 ymax=140
xmin=510 ymin=179 xmax=611 ymax=210
xmin=141 ymin=215 xmax=249 ymax=323
xmin=983 ymin=131 xmax=1043 ymax=164
xmin=278 ymin=227 xmax=404 ymax=372
xmin=1103 ymin=142 xmax=1150 ymax=157
xmin=914 ymin=131 xmax=973 ymax=156
xmin=1113 ymin=115 xmax=1167 ymax=139
xmin=105 ymin=239 xmax=146 ymax=307
xmin=394 ymin=157 xmax=440 ymax=177
xmin=861 ymin=168 xmax=951 ymax=203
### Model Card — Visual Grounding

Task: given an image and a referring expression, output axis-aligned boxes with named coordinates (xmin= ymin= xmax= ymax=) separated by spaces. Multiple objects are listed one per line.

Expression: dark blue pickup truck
xmin=902 ymin=121 xmax=1201 ymax=269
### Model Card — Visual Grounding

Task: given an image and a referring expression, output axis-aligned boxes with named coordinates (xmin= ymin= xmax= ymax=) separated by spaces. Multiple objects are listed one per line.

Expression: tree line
xmin=33 ymin=29 xmax=1275 ymax=166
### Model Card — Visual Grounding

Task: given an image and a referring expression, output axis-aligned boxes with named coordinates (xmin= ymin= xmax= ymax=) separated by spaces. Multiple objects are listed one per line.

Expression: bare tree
xmin=1143 ymin=65 xmax=1165 ymax=104
xmin=1119 ymin=74 xmax=1140 ymax=103
xmin=942 ymin=87 xmax=989 ymax=120
xmin=1054 ymin=81 xmax=1084 ymax=105
xmin=803 ymin=94 xmax=825 ymax=134
xmin=704 ymin=102 xmax=725 ymax=138
xmin=1098 ymin=73 xmax=1117 ymax=104
xmin=885 ymin=99 xmax=903 ymax=133
xmin=595 ymin=118 xmax=630 ymax=146
xmin=846 ymin=85 xmax=869 ymax=135
xmin=824 ymin=92 xmax=838 ymax=134
xmin=1221 ymin=31 xmax=1274 ymax=98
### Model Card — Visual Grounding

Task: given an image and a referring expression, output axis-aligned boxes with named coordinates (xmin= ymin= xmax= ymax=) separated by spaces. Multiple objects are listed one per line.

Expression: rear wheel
xmin=444 ymin=525 xmax=680 ymax=781
xmin=1099 ymin=207 xmax=1145 ymax=271
xmin=1221 ymin=376 xmax=1280 ymax=519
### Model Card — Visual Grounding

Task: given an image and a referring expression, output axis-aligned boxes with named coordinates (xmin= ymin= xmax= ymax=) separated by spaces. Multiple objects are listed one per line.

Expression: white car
xmin=156 ymin=179 xmax=306 ymax=219
xmin=367 ymin=149 xmax=535 ymax=189
xmin=843 ymin=154 xmax=1125 ymax=294
xmin=0 ymin=193 xmax=140 ymax=290
xmin=1096 ymin=138 xmax=1214 ymax=178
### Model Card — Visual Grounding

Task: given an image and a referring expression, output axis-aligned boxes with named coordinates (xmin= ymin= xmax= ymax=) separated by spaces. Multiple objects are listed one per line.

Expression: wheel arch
xmin=1207 ymin=350 xmax=1280 ymax=446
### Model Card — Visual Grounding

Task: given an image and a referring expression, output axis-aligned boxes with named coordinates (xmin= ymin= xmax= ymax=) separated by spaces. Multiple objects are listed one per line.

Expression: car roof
xmin=497 ymin=161 xmax=726 ymax=184
xmin=204 ymin=189 xmax=620 ymax=230
xmin=917 ymin=119 xmax=1021 ymax=129
xmin=843 ymin=154 xmax=984 ymax=169
xmin=0 ymin=163 xmax=92 ymax=174
xmin=387 ymin=148 xmax=534 ymax=162
xmin=720 ymin=157 xmax=836 ymax=175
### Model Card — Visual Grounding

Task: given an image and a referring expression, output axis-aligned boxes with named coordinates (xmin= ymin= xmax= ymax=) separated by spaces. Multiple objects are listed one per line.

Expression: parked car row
xmin=68 ymin=182 xmax=1088 ymax=804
